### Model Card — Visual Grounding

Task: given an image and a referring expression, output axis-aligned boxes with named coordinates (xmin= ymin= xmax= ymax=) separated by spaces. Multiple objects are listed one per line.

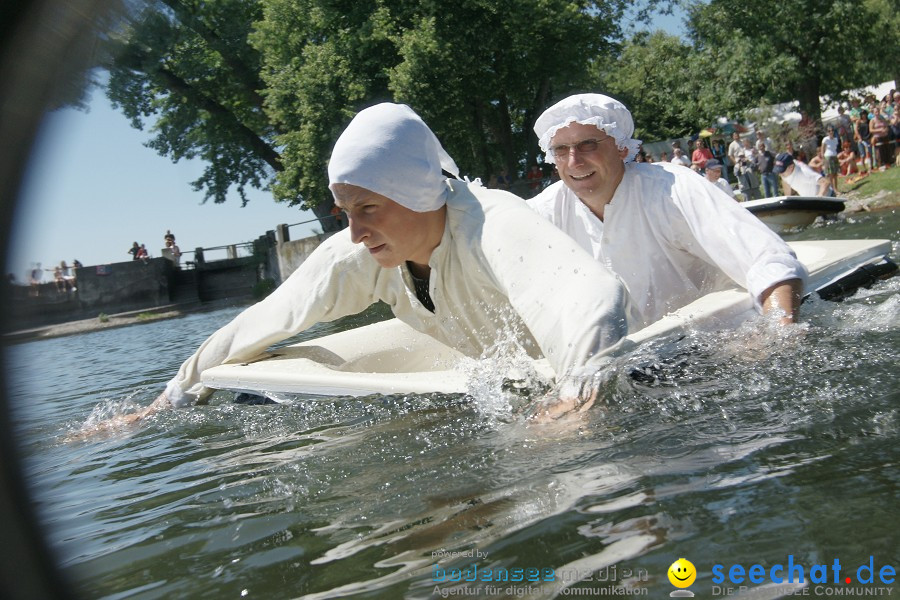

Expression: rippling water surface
xmin=5 ymin=209 xmax=899 ymax=599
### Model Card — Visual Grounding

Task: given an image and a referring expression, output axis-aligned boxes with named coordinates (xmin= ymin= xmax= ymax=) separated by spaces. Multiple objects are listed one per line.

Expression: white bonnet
xmin=328 ymin=103 xmax=460 ymax=212
xmin=534 ymin=93 xmax=642 ymax=164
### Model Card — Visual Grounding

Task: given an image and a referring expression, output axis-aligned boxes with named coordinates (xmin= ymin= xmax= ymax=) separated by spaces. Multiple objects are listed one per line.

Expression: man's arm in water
xmin=760 ymin=278 xmax=803 ymax=325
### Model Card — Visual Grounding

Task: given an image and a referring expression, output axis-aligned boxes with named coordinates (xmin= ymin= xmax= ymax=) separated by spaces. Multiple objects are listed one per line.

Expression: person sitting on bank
xmin=837 ymin=140 xmax=859 ymax=178
xmin=109 ymin=103 xmax=631 ymax=426
xmin=527 ymin=93 xmax=807 ymax=330
xmin=773 ymin=152 xmax=830 ymax=197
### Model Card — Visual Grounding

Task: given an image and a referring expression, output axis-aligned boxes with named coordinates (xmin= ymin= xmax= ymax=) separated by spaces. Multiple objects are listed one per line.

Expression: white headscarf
xmin=534 ymin=93 xmax=642 ymax=164
xmin=328 ymin=103 xmax=460 ymax=212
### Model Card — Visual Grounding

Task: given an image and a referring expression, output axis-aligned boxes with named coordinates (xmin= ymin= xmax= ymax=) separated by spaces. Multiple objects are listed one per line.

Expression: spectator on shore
xmin=691 ymin=139 xmax=714 ymax=172
xmin=735 ymin=139 xmax=761 ymax=200
xmin=849 ymin=97 xmax=864 ymax=121
xmin=836 ymin=106 xmax=854 ymax=147
xmin=890 ymin=111 xmax=900 ymax=165
xmin=128 ymin=242 xmax=140 ymax=260
xmin=496 ymin=168 xmax=512 ymax=190
xmin=755 ymin=141 xmax=778 ymax=198
xmin=165 ymin=239 xmax=182 ymax=267
xmin=656 ymin=151 xmax=669 ymax=163
xmin=59 ymin=260 xmax=75 ymax=291
xmin=670 ymin=147 xmax=691 ymax=167
xmin=29 ymin=263 xmax=42 ymax=296
xmin=526 ymin=164 xmax=543 ymax=196
xmin=837 ymin=140 xmax=859 ymax=178
xmin=854 ymin=108 xmax=874 ymax=172
xmin=53 ymin=265 xmax=67 ymax=293
xmin=711 ymin=138 xmax=728 ymax=179
xmin=164 ymin=230 xmax=176 ymax=244
xmin=755 ymin=129 xmax=774 ymax=153
xmin=869 ymin=106 xmax=891 ymax=169
xmin=808 ymin=146 xmax=825 ymax=174
xmin=711 ymin=138 xmax=726 ymax=161
xmin=703 ymin=159 xmax=734 ymax=198
xmin=727 ymin=132 xmax=743 ymax=181
xmin=820 ymin=126 xmax=841 ymax=193
xmin=774 ymin=152 xmax=829 ymax=197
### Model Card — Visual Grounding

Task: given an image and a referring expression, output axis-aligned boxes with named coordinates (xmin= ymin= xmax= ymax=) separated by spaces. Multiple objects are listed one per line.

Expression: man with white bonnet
xmin=528 ymin=93 xmax=807 ymax=329
xmin=117 ymin=102 xmax=630 ymax=422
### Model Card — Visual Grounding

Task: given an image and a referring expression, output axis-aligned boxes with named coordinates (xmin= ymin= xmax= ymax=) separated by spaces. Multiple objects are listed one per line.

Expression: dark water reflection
xmin=5 ymin=210 xmax=899 ymax=599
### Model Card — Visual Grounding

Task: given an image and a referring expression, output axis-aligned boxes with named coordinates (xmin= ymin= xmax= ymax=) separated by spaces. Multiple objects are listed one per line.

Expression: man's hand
xmin=65 ymin=391 xmax=170 ymax=441
xmin=528 ymin=378 xmax=600 ymax=423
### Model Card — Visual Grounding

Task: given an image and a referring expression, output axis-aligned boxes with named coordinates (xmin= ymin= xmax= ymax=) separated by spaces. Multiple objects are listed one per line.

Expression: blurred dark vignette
xmin=1 ymin=0 xmax=116 ymax=597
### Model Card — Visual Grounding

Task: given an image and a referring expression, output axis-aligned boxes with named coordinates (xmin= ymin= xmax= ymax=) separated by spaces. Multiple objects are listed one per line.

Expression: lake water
xmin=5 ymin=209 xmax=899 ymax=599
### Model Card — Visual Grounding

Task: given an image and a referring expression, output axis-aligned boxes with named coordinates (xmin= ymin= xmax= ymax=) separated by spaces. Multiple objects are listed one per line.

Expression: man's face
xmin=550 ymin=122 xmax=627 ymax=203
xmin=332 ymin=184 xmax=443 ymax=269
xmin=705 ymin=168 xmax=721 ymax=182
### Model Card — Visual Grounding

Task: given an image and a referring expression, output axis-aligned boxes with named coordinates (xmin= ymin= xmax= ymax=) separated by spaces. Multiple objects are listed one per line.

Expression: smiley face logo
xmin=668 ymin=558 xmax=697 ymax=588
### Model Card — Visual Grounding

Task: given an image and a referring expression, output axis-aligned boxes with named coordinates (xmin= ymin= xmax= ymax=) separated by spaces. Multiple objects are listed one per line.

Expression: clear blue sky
xmin=7 ymin=86 xmax=319 ymax=280
xmin=5 ymin=8 xmax=687 ymax=281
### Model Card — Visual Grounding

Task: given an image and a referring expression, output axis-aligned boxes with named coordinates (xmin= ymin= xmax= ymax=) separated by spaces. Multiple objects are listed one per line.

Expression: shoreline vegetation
xmin=6 ymin=171 xmax=899 ymax=344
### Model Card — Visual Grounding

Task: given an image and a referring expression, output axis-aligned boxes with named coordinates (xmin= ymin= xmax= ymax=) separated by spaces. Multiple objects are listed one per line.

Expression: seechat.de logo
xmin=669 ymin=558 xmax=697 ymax=597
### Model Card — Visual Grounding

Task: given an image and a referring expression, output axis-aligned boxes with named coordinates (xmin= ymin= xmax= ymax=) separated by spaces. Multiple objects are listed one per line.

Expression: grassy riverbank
xmin=841 ymin=164 xmax=900 ymax=211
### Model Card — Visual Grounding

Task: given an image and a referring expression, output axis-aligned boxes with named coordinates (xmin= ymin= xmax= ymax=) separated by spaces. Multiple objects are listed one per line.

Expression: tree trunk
xmin=796 ymin=78 xmax=822 ymax=123
xmin=470 ymin=100 xmax=491 ymax=179
xmin=495 ymin=94 xmax=518 ymax=180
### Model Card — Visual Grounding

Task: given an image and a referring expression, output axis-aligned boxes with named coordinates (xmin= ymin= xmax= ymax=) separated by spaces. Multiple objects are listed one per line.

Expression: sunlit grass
xmin=842 ymin=159 xmax=900 ymax=201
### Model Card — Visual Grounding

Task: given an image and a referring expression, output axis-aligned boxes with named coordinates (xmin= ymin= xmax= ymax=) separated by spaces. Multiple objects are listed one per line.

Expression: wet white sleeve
xmin=164 ymin=233 xmax=378 ymax=407
xmin=669 ymin=176 xmax=808 ymax=309
xmin=478 ymin=200 xmax=630 ymax=378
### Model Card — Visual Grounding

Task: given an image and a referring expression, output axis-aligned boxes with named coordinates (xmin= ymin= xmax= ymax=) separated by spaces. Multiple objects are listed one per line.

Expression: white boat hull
xmin=741 ymin=196 xmax=845 ymax=232
xmin=201 ymin=239 xmax=895 ymax=398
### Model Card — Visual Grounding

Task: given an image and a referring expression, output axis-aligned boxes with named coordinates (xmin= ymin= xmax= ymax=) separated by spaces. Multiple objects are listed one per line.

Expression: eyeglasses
xmin=550 ymin=136 xmax=611 ymax=160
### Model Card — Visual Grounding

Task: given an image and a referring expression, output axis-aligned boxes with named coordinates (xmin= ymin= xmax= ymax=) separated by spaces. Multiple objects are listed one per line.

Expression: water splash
xmin=457 ymin=318 xmax=552 ymax=421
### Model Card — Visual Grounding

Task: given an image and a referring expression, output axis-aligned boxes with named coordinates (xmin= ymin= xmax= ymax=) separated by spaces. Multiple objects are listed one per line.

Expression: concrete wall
xmin=4 ymin=227 xmax=325 ymax=332
xmin=75 ymin=258 xmax=174 ymax=312
xmin=195 ymin=256 xmax=261 ymax=302
xmin=7 ymin=258 xmax=176 ymax=329
xmin=277 ymin=235 xmax=325 ymax=280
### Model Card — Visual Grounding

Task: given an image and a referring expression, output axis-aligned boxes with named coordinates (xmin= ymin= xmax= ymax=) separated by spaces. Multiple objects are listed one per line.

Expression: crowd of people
xmin=505 ymin=89 xmax=900 ymax=202
xmin=15 ymin=230 xmax=183 ymax=298
xmin=128 ymin=230 xmax=182 ymax=266
xmin=20 ymin=259 xmax=83 ymax=297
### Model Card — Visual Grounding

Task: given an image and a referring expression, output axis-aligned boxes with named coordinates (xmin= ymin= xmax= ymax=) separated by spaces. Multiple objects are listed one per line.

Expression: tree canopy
xmin=683 ymin=0 xmax=896 ymax=120
xmin=99 ymin=0 xmax=898 ymax=224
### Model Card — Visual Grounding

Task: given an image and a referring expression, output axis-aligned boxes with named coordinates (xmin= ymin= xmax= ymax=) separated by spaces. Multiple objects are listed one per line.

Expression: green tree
xmin=599 ymin=31 xmax=707 ymax=140
xmin=386 ymin=0 xmax=626 ymax=179
xmin=686 ymin=0 xmax=888 ymax=122
xmin=105 ymin=0 xmax=281 ymax=207
xmin=103 ymin=0 xmax=657 ymax=226
xmin=255 ymin=0 xmax=631 ymax=197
